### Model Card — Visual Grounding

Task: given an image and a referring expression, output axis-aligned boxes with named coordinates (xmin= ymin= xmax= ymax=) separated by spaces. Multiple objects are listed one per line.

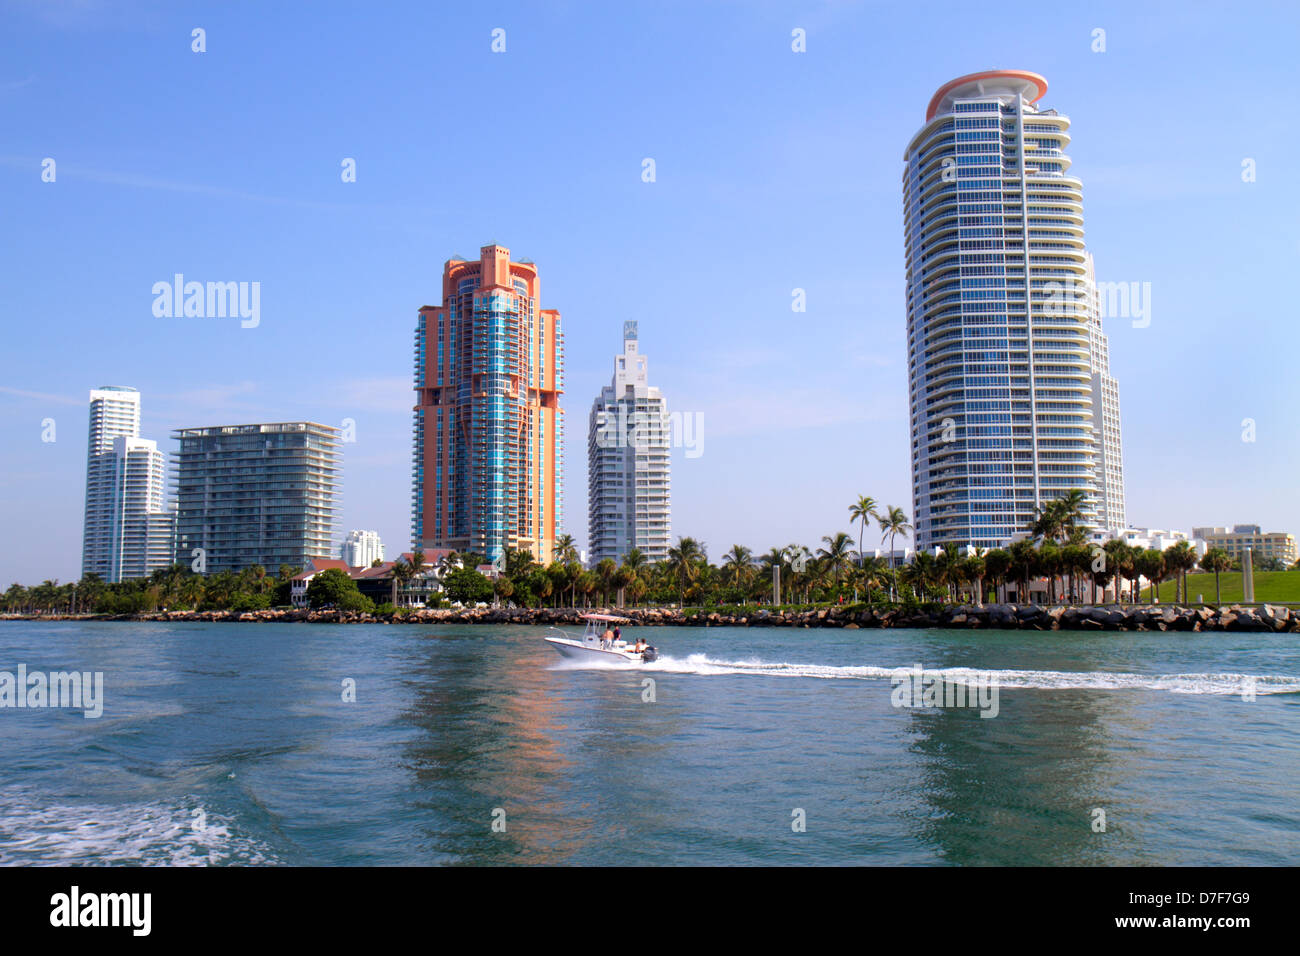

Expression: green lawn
xmin=1153 ymin=570 xmax=1300 ymax=604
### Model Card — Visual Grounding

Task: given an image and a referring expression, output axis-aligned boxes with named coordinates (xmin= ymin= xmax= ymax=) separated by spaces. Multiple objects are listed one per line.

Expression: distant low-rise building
xmin=1192 ymin=526 xmax=1297 ymax=566
xmin=290 ymin=558 xmax=354 ymax=607
xmin=1088 ymin=527 xmax=1207 ymax=558
xmin=291 ymin=551 xmax=457 ymax=608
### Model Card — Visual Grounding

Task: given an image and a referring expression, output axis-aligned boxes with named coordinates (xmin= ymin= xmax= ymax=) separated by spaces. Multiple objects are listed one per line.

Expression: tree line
xmin=3 ymin=492 xmax=1293 ymax=614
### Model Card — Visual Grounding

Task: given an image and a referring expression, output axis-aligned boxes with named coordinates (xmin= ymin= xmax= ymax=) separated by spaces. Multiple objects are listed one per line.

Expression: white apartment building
xmin=587 ymin=322 xmax=671 ymax=564
xmin=342 ymin=530 xmax=385 ymax=568
xmin=1088 ymin=527 xmax=1206 ymax=558
xmin=1084 ymin=253 xmax=1126 ymax=529
xmin=82 ymin=387 xmax=174 ymax=582
xmin=904 ymin=70 xmax=1125 ymax=550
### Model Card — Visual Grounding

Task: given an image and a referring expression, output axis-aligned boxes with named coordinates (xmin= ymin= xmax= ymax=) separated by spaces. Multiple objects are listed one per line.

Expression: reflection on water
xmin=0 ymin=621 xmax=1296 ymax=865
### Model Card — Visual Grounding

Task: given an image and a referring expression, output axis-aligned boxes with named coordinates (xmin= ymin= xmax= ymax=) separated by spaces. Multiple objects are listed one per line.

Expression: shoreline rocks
xmin=3 ymin=603 xmax=1298 ymax=632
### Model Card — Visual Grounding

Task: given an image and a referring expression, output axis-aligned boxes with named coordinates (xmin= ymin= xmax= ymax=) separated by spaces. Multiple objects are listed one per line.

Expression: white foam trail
xmin=547 ymin=658 xmax=638 ymax=672
xmin=620 ymin=654 xmax=1300 ymax=695
xmin=0 ymin=790 xmax=279 ymax=865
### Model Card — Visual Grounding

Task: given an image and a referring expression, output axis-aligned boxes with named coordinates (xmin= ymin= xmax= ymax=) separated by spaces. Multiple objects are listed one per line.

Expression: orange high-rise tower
xmin=412 ymin=244 xmax=564 ymax=564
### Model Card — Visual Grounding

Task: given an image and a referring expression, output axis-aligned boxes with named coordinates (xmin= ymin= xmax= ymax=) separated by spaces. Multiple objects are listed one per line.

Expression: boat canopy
xmin=580 ymin=613 xmax=631 ymax=623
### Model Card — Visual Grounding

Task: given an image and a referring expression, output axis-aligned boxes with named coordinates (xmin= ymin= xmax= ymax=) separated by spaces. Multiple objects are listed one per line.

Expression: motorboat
xmin=544 ymin=613 xmax=658 ymax=664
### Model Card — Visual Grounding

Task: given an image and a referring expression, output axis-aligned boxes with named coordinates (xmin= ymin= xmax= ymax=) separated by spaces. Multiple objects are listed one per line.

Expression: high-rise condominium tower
xmin=172 ymin=422 xmax=340 ymax=574
xmin=81 ymin=386 xmax=174 ymax=582
xmin=903 ymin=70 xmax=1124 ymax=550
xmin=1083 ymin=253 xmax=1126 ymax=530
xmin=412 ymin=244 xmax=564 ymax=564
xmin=587 ymin=322 xmax=671 ymax=564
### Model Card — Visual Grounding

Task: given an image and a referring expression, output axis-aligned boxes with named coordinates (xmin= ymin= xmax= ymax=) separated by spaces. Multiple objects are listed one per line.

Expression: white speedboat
xmin=545 ymin=613 xmax=658 ymax=665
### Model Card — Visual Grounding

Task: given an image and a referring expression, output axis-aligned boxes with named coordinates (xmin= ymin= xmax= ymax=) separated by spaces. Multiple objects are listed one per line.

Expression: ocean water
xmin=0 ymin=620 xmax=1297 ymax=866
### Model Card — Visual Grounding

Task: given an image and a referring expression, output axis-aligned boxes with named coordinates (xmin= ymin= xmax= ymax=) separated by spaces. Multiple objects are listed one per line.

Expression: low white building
xmin=1087 ymin=527 xmax=1207 ymax=558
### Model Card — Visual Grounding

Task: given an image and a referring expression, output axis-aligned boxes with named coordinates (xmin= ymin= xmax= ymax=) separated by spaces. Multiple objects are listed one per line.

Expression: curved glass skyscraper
xmin=903 ymin=70 xmax=1124 ymax=551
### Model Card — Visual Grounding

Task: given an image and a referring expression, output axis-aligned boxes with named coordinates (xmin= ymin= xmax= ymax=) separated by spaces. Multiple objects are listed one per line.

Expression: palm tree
xmin=1007 ymin=540 xmax=1037 ymax=603
xmin=1200 ymin=547 xmax=1231 ymax=603
xmin=390 ymin=559 xmax=411 ymax=606
xmin=563 ymin=561 xmax=583 ymax=607
xmin=612 ymin=563 xmax=635 ymax=608
xmin=552 ymin=534 xmax=579 ymax=565
xmin=856 ymin=554 xmax=888 ymax=604
xmin=594 ymin=558 xmax=617 ymax=606
xmin=576 ymin=570 xmax=598 ymax=608
xmin=627 ymin=576 xmax=648 ymax=606
xmin=983 ymin=549 xmax=1011 ymax=602
xmin=849 ymin=496 xmax=880 ymax=568
xmin=878 ymin=506 xmax=912 ymax=598
xmin=1032 ymin=489 xmax=1090 ymax=544
xmin=1102 ymin=540 xmax=1133 ymax=604
xmin=493 ymin=576 xmax=514 ymax=605
xmin=1163 ymin=541 xmax=1198 ymax=604
xmin=759 ymin=547 xmax=788 ymax=604
xmin=817 ymin=533 xmax=857 ymax=591
xmin=965 ymin=552 xmax=987 ymax=606
xmin=1136 ymin=548 xmax=1165 ymax=603
xmin=178 ymin=574 xmax=205 ymax=610
xmin=903 ymin=551 xmax=938 ymax=600
xmin=721 ymin=545 xmax=754 ymax=591
xmin=665 ymin=537 xmax=706 ymax=607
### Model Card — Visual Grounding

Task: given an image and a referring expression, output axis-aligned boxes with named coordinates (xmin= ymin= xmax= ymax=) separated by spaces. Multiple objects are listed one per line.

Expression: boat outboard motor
xmin=641 ymin=645 xmax=657 ymax=663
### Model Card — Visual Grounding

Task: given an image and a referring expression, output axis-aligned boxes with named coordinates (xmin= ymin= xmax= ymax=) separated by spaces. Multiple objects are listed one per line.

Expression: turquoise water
xmin=0 ymin=620 xmax=1297 ymax=865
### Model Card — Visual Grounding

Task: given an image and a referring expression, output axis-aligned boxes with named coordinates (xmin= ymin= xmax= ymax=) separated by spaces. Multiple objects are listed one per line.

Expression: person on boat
xmin=601 ymin=625 xmax=614 ymax=649
xmin=634 ymin=636 xmax=646 ymax=653
xmin=613 ymin=625 xmax=622 ymax=645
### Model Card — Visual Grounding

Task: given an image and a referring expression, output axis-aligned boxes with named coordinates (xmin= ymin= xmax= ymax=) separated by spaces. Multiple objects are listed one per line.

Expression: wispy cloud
xmin=684 ymin=382 xmax=904 ymax=439
xmin=0 ymin=385 xmax=83 ymax=406
xmin=0 ymin=155 xmax=366 ymax=209
xmin=0 ymin=75 xmax=36 ymax=93
xmin=329 ymin=377 xmax=414 ymax=414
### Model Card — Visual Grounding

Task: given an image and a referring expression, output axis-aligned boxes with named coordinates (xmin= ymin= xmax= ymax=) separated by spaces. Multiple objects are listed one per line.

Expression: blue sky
xmin=2 ymin=0 xmax=1298 ymax=584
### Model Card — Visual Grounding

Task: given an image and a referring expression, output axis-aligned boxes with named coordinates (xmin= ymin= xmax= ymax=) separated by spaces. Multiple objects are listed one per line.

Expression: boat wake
xmin=621 ymin=653 xmax=1300 ymax=695
xmin=0 ymin=788 xmax=281 ymax=866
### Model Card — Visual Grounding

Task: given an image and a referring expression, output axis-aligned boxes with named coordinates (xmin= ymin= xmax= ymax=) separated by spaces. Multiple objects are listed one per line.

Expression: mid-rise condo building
xmin=1193 ymin=525 xmax=1297 ymax=566
xmin=172 ymin=422 xmax=340 ymax=574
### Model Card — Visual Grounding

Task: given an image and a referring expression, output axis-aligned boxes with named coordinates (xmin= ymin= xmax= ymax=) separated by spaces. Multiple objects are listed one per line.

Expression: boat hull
xmin=545 ymin=636 xmax=646 ymax=665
